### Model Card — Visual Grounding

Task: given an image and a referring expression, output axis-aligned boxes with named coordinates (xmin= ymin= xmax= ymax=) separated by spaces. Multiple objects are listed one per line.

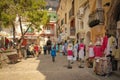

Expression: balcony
xmin=88 ymin=8 xmax=104 ymax=27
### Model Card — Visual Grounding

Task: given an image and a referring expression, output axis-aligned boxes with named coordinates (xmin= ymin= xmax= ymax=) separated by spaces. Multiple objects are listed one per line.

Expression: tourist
xmin=43 ymin=45 xmax=47 ymax=55
xmin=46 ymin=37 xmax=52 ymax=54
xmin=50 ymin=45 xmax=56 ymax=62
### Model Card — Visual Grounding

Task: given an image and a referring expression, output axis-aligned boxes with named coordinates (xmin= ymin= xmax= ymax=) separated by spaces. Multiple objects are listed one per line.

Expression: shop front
xmin=24 ymin=33 xmax=39 ymax=45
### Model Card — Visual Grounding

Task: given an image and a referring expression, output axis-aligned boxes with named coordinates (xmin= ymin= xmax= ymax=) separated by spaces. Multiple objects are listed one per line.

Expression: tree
xmin=0 ymin=0 xmax=49 ymax=43
xmin=0 ymin=0 xmax=49 ymax=58
xmin=0 ymin=0 xmax=17 ymax=43
xmin=14 ymin=0 xmax=49 ymax=40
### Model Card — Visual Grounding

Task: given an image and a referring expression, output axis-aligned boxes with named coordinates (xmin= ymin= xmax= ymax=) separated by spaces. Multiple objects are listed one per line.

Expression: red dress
xmin=102 ymin=36 xmax=108 ymax=52
xmin=94 ymin=45 xmax=103 ymax=57
xmin=67 ymin=50 xmax=73 ymax=56
xmin=34 ymin=45 xmax=39 ymax=52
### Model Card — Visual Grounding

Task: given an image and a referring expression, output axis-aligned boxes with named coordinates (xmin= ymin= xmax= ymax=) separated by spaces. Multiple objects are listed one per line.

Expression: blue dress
xmin=51 ymin=48 xmax=56 ymax=57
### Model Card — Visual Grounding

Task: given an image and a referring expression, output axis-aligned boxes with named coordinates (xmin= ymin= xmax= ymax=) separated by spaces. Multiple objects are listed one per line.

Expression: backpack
xmin=47 ymin=40 xmax=51 ymax=45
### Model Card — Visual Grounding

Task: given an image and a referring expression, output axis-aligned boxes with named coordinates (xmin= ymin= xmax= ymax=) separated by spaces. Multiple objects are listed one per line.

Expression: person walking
xmin=43 ymin=45 xmax=47 ymax=55
xmin=78 ymin=39 xmax=85 ymax=68
xmin=50 ymin=45 xmax=56 ymax=62
xmin=46 ymin=37 xmax=52 ymax=54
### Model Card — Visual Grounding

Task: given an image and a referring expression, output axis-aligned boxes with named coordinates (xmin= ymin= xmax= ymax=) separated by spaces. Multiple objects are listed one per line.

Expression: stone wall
xmin=107 ymin=0 xmax=120 ymax=35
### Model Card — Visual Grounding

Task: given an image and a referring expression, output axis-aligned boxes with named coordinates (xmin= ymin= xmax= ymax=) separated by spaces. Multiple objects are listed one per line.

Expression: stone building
xmin=57 ymin=0 xmax=90 ymax=43
xmin=57 ymin=0 xmax=120 ymax=46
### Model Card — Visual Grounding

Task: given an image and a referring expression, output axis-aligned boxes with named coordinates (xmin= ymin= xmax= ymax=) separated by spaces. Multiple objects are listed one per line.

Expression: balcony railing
xmin=89 ymin=8 xmax=104 ymax=27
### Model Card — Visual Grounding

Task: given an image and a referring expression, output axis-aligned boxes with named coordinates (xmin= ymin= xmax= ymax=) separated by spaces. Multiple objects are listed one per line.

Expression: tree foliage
xmin=0 ymin=0 xmax=49 ymax=52
xmin=0 ymin=0 xmax=16 ymax=27
xmin=0 ymin=0 xmax=49 ymax=40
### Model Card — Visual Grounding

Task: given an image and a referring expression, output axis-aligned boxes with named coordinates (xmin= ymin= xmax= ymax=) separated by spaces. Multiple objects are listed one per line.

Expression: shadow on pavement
xmin=36 ymin=54 xmax=101 ymax=80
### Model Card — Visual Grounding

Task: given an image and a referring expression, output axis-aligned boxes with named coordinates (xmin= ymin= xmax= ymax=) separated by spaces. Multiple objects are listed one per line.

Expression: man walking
xmin=46 ymin=37 xmax=52 ymax=54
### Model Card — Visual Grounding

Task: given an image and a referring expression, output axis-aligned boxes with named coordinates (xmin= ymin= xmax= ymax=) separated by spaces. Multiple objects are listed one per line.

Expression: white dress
xmin=88 ymin=47 xmax=94 ymax=58
xmin=79 ymin=47 xmax=84 ymax=60
xmin=106 ymin=38 xmax=111 ymax=56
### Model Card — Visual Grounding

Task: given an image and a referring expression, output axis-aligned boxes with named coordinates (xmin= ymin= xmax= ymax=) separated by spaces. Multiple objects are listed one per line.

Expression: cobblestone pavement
xmin=0 ymin=53 xmax=120 ymax=80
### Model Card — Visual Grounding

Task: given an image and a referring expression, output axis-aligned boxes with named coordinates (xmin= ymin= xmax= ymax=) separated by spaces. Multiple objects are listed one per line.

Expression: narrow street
xmin=0 ymin=0 xmax=120 ymax=80
xmin=0 ymin=53 xmax=119 ymax=80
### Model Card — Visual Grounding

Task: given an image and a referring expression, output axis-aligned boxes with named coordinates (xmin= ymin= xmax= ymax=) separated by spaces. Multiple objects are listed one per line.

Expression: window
xmin=61 ymin=19 xmax=64 ymax=26
xmin=65 ymin=13 xmax=67 ymax=24
xmin=70 ymin=19 xmax=75 ymax=36
xmin=80 ymin=21 xmax=84 ymax=29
